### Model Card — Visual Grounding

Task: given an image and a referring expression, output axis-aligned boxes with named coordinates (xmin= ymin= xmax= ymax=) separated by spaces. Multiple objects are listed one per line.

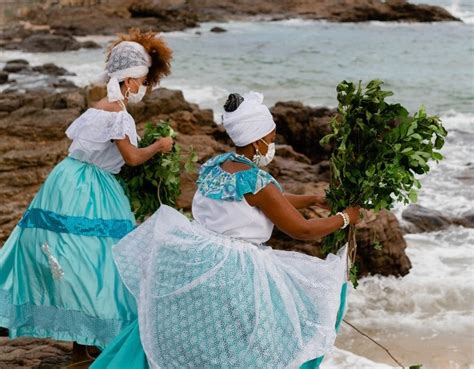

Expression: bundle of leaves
xmin=320 ymin=80 xmax=447 ymax=283
xmin=119 ymin=120 xmax=197 ymax=221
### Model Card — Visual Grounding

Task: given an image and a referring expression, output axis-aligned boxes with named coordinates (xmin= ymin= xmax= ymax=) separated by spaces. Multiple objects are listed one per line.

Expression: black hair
xmin=223 ymin=93 xmax=244 ymax=112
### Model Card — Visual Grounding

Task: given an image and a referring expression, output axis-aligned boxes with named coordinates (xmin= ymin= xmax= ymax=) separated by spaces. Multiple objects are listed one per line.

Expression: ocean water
xmin=0 ymin=1 xmax=473 ymax=368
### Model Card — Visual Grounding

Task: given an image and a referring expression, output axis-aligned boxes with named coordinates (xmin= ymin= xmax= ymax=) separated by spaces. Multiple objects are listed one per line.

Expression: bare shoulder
xmin=220 ymin=160 xmax=252 ymax=174
xmin=92 ymin=98 xmax=123 ymax=113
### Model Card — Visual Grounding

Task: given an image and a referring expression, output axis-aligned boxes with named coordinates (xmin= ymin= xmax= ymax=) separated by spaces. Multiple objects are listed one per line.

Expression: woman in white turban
xmin=91 ymin=92 xmax=362 ymax=369
xmin=0 ymin=29 xmax=174 ymax=365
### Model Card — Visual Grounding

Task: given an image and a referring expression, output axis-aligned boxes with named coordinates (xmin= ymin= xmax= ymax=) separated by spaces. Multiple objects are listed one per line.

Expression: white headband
xmin=222 ymin=92 xmax=276 ymax=147
xmin=96 ymin=41 xmax=152 ymax=102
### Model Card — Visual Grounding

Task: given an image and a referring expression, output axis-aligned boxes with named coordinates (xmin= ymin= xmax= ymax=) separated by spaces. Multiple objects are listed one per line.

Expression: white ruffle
xmin=66 ymin=108 xmax=138 ymax=146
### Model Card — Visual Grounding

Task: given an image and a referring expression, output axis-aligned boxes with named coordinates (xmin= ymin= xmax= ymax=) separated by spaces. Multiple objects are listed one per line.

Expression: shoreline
xmin=0 ymin=0 xmax=462 ymax=42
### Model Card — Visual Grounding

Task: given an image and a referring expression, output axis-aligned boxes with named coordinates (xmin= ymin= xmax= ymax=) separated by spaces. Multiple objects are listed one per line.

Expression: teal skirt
xmin=0 ymin=157 xmax=137 ymax=347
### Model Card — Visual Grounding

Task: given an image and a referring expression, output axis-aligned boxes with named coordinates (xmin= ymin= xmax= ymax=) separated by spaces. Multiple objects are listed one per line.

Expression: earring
xmin=252 ymin=148 xmax=262 ymax=165
xmin=125 ymin=88 xmax=130 ymax=99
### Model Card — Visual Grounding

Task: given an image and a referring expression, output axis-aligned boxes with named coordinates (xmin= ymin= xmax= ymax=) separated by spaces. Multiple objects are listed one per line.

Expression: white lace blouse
xmin=65 ymin=108 xmax=138 ymax=174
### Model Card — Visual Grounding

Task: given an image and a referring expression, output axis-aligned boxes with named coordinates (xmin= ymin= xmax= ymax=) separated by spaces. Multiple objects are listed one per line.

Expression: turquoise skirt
xmin=0 ymin=157 xmax=137 ymax=347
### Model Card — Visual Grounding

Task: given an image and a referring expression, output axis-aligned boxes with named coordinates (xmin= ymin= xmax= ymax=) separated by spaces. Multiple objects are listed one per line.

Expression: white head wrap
xmin=221 ymin=92 xmax=276 ymax=147
xmin=96 ymin=41 xmax=152 ymax=102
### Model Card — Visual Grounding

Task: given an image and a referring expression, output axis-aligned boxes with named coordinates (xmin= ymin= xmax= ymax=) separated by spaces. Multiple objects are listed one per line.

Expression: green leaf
xmin=408 ymin=189 xmax=418 ymax=203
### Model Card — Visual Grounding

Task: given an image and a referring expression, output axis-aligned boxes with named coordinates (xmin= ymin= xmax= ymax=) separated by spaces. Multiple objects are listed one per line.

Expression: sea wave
xmin=322 ymin=347 xmax=396 ymax=369
xmin=444 ymin=0 xmax=474 ymax=24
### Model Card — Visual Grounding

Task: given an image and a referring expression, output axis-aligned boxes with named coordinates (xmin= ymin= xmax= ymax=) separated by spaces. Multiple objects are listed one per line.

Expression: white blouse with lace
xmin=65 ymin=108 xmax=138 ymax=174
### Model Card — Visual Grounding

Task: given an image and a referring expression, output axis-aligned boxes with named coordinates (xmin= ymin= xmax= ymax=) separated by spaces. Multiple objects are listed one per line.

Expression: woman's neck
xmin=235 ymin=147 xmax=253 ymax=162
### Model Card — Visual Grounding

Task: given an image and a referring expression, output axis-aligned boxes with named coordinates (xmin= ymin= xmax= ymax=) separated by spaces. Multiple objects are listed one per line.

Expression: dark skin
xmin=71 ymin=76 xmax=173 ymax=364
xmin=221 ymin=129 xmax=361 ymax=241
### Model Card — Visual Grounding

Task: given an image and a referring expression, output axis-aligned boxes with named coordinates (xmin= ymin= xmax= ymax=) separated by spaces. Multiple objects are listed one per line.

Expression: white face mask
xmin=127 ymin=80 xmax=147 ymax=104
xmin=254 ymin=139 xmax=275 ymax=167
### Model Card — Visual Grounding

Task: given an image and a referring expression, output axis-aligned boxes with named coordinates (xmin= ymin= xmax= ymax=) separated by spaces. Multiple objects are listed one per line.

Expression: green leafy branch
xmin=118 ymin=120 xmax=198 ymax=221
xmin=320 ymin=80 xmax=447 ymax=283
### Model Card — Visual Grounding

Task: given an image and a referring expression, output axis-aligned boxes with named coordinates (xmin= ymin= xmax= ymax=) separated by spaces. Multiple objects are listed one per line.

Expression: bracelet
xmin=336 ymin=211 xmax=350 ymax=229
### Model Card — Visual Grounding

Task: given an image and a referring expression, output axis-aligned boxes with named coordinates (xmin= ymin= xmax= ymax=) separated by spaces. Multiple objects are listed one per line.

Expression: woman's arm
xmin=246 ymin=184 xmax=359 ymax=241
xmin=284 ymin=193 xmax=329 ymax=210
xmin=115 ymin=136 xmax=173 ymax=166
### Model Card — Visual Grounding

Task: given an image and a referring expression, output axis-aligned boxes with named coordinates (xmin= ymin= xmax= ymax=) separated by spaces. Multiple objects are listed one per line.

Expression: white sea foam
xmin=445 ymin=0 xmax=474 ymax=24
xmin=321 ymin=347 xmax=397 ymax=368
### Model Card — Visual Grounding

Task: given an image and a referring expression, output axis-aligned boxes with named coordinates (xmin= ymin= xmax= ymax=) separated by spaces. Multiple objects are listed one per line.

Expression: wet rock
xmin=210 ymin=26 xmax=227 ymax=33
xmin=80 ymin=40 xmax=101 ymax=49
xmin=0 ymin=72 xmax=8 ymax=84
xmin=402 ymin=204 xmax=451 ymax=232
xmin=52 ymin=78 xmax=78 ymax=89
xmin=32 ymin=63 xmax=76 ymax=76
xmin=20 ymin=34 xmax=81 ymax=52
xmin=3 ymin=60 xmax=30 ymax=73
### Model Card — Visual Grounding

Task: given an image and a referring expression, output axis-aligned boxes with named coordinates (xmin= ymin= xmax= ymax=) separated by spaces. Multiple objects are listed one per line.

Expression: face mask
xmin=127 ymin=80 xmax=147 ymax=104
xmin=254 ymin=139 xmax=275 ymax=167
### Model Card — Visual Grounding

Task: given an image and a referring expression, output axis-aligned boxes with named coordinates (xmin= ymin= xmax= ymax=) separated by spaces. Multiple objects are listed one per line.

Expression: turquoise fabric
xmin=0 ymin=157 xmax=137 ymax=347
xmin=299 ymin=282 xmax=349 ymax=369
xmin=91 ymin=320 xmax=148 ymax=369
xmin=197 ymin=152 xmax=282 ymax=201
xmin=19 ymin=208 xmax=134 ymax=239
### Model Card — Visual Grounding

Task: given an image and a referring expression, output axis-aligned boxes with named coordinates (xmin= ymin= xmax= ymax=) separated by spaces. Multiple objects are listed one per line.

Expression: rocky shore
xmin=0 ymin=0 xmax=461 ymax=54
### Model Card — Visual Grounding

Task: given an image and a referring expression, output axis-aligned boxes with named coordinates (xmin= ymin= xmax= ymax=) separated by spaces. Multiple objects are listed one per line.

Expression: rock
xmin=143 ymin=88 xmax=193 ymax=116
xmin=3 ymin=60 xmax=30 ymax=73
xmin=0 ymin=72 xmax=8 ymax=84
xmin=80 ymin=40 xmax=101 ymax=49
xmin=0 ymin=337 xmax=72 ymax=368
xmin=402 ymin=204 xmax=474 ymax=233
xmin=32 ymin=63 xmax=75 ymax=76
xmin=270 ymin=101 xmax=336 ymax=163
xmin=355 ymin=209 xmax=411 ymax=276
xmin=20 ymin=34 xmax=81 ymax=52
xmin=275 ymin=144 xmax=312 ymax=164
xmin=453 ymin=211 xmax=474 ymax=228
xmin=402 ymin=204 xmax=451 ymax=233
xmin=332 ymin=0 xmax=461 ymax=22
xmin=210 ymin=26 xmax=227 ymax=33
xmin=52 ymin=78 xmax=78 ymax=89
xmin=0 ymin=97 xmax=21 ymax=113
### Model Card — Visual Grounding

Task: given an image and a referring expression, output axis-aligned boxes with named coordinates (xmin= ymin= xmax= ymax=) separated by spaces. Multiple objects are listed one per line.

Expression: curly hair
xmin=107 ymin=28 xmax=173 ymax=87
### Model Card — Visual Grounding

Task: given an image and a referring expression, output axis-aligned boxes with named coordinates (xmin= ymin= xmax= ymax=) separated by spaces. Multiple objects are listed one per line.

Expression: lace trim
xmin=19 ymin=208 xmax=135 ymax=239
xmin=0 ymin=289 xmax=134 ymax=348
xmin=197 ymin=152 xmax=282 ymax=201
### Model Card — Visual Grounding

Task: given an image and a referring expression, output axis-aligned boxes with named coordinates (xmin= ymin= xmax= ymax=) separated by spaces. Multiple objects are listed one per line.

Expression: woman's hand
xmin=312 ymin=194 xmax=330 ymax=210
xmin=116 ymin=135 xmax=173 ymax=166
xmin=344 ymin=206 xmax=361 ymax=225
xmin=155 ymin=136 xmax=174 ymax=153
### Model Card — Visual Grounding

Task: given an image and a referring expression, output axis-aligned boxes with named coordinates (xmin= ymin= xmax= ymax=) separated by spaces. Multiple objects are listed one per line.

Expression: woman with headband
xmin=0 ymin=29 xmax=173 ymax=364
xmin=92 ymin=92 xmax=362 ymax=369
